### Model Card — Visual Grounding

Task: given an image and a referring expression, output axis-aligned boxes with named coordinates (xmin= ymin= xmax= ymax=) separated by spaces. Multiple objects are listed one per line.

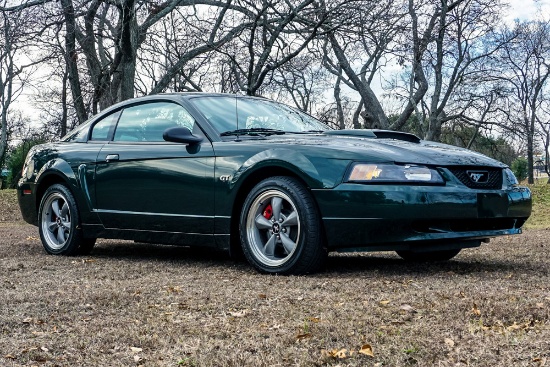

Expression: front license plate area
xmin=477 ymin=193 xmax=509 ymax=218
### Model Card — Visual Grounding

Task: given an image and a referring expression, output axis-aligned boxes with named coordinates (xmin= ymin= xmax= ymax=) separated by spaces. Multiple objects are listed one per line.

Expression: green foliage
xmin=6 ymin=139 xmax=45 ymax=188
xmin=511 ymin=157 xmax=529 ymax=182
xmin=439 ymin=125 xmax=518 ymax=166
xmin=387 ymin=117 xmax=520 ymax=165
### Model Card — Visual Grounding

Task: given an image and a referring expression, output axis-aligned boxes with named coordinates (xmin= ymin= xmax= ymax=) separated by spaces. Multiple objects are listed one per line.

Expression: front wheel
xmin=240 ymin=176 xmax=326 ymax=275
xmin=396 ymin=249 xmax=461 ymax=262
xmin=38 ymin=184 xmax=95 ymax=255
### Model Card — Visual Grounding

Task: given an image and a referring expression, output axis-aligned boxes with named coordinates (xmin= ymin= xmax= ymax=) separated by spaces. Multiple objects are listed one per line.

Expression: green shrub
xmin=511 ymin=157 xmax=529 ymax=182
xmin=6 ymin=140 xmax=45 ymax=188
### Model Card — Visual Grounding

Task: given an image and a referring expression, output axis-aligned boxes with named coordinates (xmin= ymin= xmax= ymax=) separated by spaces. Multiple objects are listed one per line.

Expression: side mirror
xmin=163 ymin=127 xmax=203 ymax=145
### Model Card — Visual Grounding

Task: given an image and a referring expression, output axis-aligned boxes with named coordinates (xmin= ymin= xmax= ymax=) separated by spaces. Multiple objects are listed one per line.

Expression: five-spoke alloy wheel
xmin=38 ymin=184 xmax=95 ymax=255
xmin=240 ymin=176 xmax=326 ymax=274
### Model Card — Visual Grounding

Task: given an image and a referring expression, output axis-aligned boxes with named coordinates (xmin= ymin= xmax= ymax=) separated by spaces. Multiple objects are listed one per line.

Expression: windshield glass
xmin=189 ymin=96 xmax=330 ymax=134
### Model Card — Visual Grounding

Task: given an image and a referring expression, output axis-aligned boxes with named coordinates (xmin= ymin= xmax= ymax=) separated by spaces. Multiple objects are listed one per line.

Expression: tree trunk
xmin=327 ymin=33 xmax=389 ymax=129
xmin=334 ymin=68 xmax=345 ymax=129
xmin=61 ymin=68 xmax=68 ymax=136
xmin=116 ymin=0 xmax=138 ymax=102
xmin=526 ymin=116 xmax=534 ymax=184
xmin=60 ymin=0 xmax=88 ymax=124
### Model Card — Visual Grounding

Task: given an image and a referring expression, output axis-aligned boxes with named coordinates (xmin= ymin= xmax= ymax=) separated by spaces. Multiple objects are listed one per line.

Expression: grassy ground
xmin=0 ymin=186 xmax=548 ymax=366
xmin=525 ymin=178 xmax=550 ymax=229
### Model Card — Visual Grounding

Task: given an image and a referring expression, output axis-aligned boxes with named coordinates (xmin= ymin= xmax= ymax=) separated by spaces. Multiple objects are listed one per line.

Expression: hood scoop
xmin=324 ymin=129 xmax=421 ymax=144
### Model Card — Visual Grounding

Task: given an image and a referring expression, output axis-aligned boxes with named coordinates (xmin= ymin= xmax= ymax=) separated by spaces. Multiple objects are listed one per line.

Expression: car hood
xmin=260 ymin=132 xmax=507 ymax=168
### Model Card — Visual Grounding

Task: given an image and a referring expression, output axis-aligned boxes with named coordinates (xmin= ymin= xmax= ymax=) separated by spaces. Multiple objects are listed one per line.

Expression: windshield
xmin=189 ymin=96 xmax=330 ymax=134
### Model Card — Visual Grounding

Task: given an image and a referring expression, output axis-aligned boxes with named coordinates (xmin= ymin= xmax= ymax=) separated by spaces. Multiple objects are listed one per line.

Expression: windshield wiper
xmin=220 ymin=128 xmax=286 ymax=136
xmin=287 ymin=130 xmax=326 ymax=134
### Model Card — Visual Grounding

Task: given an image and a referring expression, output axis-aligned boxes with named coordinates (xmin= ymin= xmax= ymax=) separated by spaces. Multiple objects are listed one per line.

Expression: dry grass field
xmin=0 ymin=183 xmax=548 ymax=366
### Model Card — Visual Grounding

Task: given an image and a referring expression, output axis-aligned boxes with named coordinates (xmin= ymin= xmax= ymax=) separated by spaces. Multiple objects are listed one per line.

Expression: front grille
xmin=448 ymin=166 xmax=503 ymax=189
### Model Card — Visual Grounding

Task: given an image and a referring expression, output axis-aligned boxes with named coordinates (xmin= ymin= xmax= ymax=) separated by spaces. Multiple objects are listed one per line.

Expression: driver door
xmin=93 ymin=101 xmax=215 ymax=235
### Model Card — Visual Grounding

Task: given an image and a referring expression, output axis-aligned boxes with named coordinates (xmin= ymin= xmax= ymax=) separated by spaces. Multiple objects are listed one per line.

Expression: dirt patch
xmin=0 ymin=189 xmax=23 ymax=223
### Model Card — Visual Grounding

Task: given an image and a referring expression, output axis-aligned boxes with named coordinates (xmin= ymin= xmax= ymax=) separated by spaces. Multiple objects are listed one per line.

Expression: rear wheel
xmin=240 ymin=176 xmax=326 ymax=275
xmin=38 ymin=184 xmax=95 ymax=255
xmin=396 ymin=249 xmax=461 ymax=262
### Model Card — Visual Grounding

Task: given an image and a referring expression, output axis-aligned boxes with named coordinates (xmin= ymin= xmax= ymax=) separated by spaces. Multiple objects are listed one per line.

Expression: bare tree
xmin=1 ymin=3 xmax=43 ymax=165
xmin=496 ymin=20 xmax=550 ymax=184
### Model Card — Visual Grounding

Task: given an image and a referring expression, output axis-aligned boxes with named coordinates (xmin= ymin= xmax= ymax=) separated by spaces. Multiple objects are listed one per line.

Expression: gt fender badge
xmin=220 ymin=175 xmax=231 ymax=182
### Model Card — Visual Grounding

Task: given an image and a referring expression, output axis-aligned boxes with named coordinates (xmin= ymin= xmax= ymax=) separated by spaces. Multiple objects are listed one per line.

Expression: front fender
xmin=231 ymin=148 xmax=323 ymax=189
xmin=36 ymin=158 xmax=78 ymax=189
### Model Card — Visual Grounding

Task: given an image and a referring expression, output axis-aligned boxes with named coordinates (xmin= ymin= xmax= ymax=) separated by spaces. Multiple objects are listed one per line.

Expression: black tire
xmin=38 ymin=184 xmax=95 ymax=255
xmin=396 ymin=249 xmax=461 ymax=262
xmin=240 ymin=176 xmax=327 ymax=275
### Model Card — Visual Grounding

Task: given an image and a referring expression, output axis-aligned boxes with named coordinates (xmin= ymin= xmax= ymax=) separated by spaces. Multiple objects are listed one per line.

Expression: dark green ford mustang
xmin=18 ymin=93 xmax=532 ymax=274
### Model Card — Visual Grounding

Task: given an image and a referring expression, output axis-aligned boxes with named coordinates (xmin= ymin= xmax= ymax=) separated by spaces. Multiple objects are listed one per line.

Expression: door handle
xmin=105 ymin=154 xmax=119 ymax=162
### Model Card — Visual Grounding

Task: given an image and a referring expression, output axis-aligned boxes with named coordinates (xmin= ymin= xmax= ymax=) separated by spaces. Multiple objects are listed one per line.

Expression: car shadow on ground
xmin=87 ymin=241 xmax=545 ymax=277
xmin=323 ymin=252 xmax=545 ymax=277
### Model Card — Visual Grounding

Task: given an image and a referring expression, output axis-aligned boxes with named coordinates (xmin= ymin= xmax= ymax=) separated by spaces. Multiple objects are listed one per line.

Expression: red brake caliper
xmin=263 ymin=204 xmax=273 ymax=220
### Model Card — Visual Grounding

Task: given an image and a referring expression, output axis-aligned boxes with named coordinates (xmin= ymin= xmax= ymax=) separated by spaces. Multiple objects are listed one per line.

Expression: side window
xmin=90 ymin=111 xmax=121 ymax=141
xmin=62 ymin=121 xmax=91 ymax=142
xmin=113 ymin=102 xmax=196 ymax=142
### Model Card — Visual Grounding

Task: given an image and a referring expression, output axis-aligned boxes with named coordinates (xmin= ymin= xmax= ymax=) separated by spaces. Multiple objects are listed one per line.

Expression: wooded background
xmin=1 ymin=0 xmax=549 ymax=186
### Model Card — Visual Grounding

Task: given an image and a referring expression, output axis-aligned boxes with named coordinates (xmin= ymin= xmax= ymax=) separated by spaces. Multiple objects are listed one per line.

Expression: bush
xmin=511 ymin=157 xmax=529 ymax=182
xmin=6 ymin=140 xmax=45 ymax=188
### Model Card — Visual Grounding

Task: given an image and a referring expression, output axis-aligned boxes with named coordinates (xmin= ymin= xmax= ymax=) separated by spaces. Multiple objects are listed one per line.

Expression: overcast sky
xmin=507 ymin=0 xmax=550 ymax=21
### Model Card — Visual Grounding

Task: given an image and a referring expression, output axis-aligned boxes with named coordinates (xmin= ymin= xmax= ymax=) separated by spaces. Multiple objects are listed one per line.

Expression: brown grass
xmin=525 ymin=178 xmax=550 ymax=230
xmin=0 ymin=190 xmax=548 ymax=366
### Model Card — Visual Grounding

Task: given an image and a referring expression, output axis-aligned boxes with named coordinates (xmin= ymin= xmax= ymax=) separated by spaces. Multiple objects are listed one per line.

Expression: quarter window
xmin=113 ymin=102 xmax=196 ymax=142
xmin=90 ymin=111 xmax=121 ymax=141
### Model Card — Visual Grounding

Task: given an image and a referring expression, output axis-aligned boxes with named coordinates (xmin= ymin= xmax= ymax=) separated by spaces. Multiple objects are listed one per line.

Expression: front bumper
xmin=17 ymin=183 xmax=39 ymax=226
xmin=313 ymin=183 xmax=532 ymax=250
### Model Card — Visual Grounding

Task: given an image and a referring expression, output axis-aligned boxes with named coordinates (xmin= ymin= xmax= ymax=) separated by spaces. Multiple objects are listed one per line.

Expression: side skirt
xmin=82 ymin=224 xmax=218 ymax=247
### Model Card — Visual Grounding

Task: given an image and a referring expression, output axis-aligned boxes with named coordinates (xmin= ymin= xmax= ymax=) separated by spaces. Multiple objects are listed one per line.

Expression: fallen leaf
xmin=134 ymin=355 xmax=142 ymax=362
xmin=229 ymin=309 xmax=249 ymax=317
xmin=379 ymin=300 xmax=390 ymax=306
xmin=308 ymin=317 xmax=320 ymax=323
xmin=22 ymin=317 xmax=33 ymax=324
xmin=166 ymin=286 xmax=181 ymax=293
xmin=130 ymin=347 xmax=142 ymax=353
xmin=296 ymin=333 xmax=312 ymax=340
xmin=321 ymin=348 xmax=349 ymax=359
xmin=40 ymin=347 xmax=49 ymax=352
xmin=400 ymin=304 xmax=416 ymax=313
xmin=536 ymin=303 xmax=544 ymax=309
xmin=471 ymin=303 xmax=481 ymax=316
xmin=4 ymin=354 xmax=16 ymax=359
xmin=533 ymin=357 xmax=547 ymax=366
xmin=359 ymin=343 xmax=374 ymax=357
xmin=258 ymin=294 xmax=267 ymax=299
xmin=444 ymin=338 xmax=455 ymax=347
xmin=335 ymin=348 xmax=348 ymax=359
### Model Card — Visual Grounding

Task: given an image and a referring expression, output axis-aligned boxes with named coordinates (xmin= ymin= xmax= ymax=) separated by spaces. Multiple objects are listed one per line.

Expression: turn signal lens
xmin=347 ymin=163 xmax=444 ymax=184
xmin=348 ymin=164 xmax=382 ymax=181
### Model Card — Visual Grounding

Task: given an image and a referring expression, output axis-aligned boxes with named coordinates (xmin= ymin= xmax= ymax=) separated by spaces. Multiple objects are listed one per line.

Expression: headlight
xmin=504 ymin=168 xmax=518 ymax=185
xmin=22 ymin=150 xmax=36 ymax=180
xmin=346 ymin=163 xmax=444 ymax=184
